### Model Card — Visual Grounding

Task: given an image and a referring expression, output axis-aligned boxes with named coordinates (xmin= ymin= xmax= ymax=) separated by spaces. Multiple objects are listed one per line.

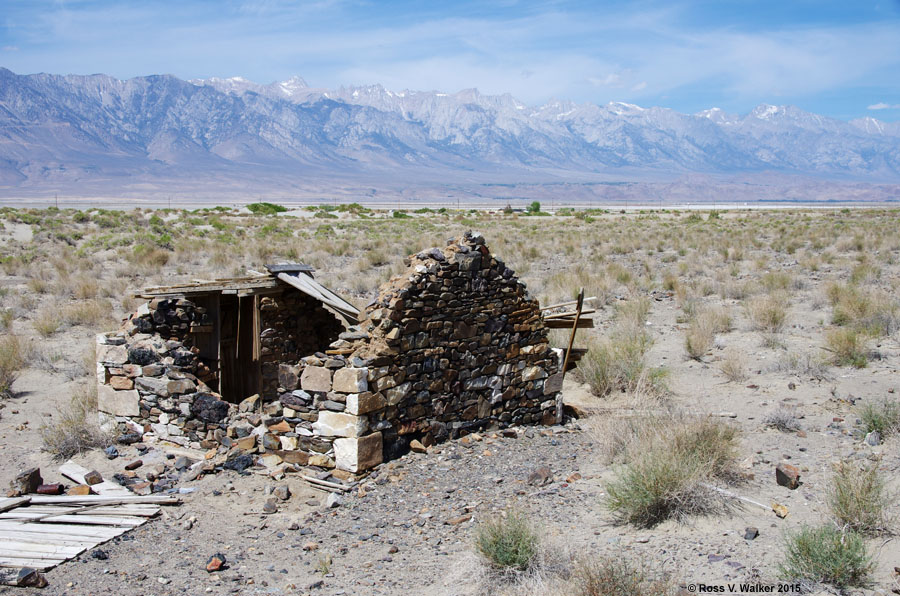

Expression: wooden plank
xmin=540 ymin=296 xmax=598 ymax=311
xmin=561 ymin=289 xmax=585 ymax=382
xmin=0 ymin=524 xmax=124 ymax=540
xmin=544 ymin=318 xmax=594 ymax=329
xmin=0 ymin=497 xmax=30 ymax=513
xmin=59 ymin=462 xmax=132 ymax=497
xmin=17 ymin=505 xmax=161 ymax=517
xmin=0 ymin=532 xmax=99 ymax=547
xmin=276 ymin=273 xmax=359 ymax=322
xmin=265 ymin=263 xmax=315 ymax=273
xmin=0 ymin=558 xmax=61 ymax=571
xmin=0 ymin=557 xmax=66 ymax=571
xmin=27 ymin=494 xmax=177 ymax=505
xmin=0 ymin=512 xmax=146 ymax=526
xmin=544 ymin=308 xmax=596 ymax=319
xmin=0 ymin=543 xmax=85 ymax=556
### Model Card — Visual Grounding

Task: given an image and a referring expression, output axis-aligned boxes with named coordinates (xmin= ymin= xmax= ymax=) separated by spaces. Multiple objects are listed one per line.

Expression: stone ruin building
xmin=96 ymin=232 xmax=572 ymax=476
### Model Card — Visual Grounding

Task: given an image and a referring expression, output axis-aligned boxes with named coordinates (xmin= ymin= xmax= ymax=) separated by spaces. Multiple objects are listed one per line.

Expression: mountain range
xmin=1 ymin=67 xmax=898 ymax=204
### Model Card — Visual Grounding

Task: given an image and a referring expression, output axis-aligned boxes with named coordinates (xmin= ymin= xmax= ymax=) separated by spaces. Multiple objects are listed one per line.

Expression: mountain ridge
xmin=1 ymin=68 xmax=899 ymax=202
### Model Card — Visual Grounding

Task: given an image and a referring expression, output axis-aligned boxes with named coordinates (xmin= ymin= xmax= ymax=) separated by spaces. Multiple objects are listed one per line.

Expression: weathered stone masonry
xmin=97 ymin=233 xmax=563 ymax=477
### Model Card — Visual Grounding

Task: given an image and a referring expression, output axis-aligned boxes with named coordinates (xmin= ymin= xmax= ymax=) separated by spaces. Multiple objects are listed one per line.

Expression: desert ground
xmin=0 ymin=204 xmax=899 ymax=595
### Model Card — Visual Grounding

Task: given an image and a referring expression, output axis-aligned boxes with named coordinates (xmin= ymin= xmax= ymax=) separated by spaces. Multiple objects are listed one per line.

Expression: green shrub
xmin=829 ymin=462 xmax=892 ymax=534
xmin=858 ymin=398 xmax=900 ymax=437
xmin=0 ymin=334 xmax=24 ymax=398
xmin=474 ymin=511 xmax=539 ymax=572
xmin=578 ymin=321 xmax=667 ymax=397
xmin=779 ymin=525 xmax=872 ymax=589
xmin=246 ymin=202 xmax=287 ymax=215
xmin=825 ymin=327 xmax=868 ymax=368
xmin=604 ymin=418 xmax=739 ymax=527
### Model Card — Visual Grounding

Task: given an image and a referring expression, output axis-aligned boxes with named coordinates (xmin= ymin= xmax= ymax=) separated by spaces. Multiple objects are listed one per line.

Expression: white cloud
xmin=1 ymin=1 xmax=898 ymax=113
xmin=868 ymin=102 xmax=900 ymax=110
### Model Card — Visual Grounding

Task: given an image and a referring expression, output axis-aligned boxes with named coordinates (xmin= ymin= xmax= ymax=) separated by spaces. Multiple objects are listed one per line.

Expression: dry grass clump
xmin=0 ymin=333 xmax=25 ymax=398
xmin=828 ymin=461 xmax=893 ymax=535
xmin=71 ymin=274 xmax=100 ymax=300
xmin=769 ymin=351 xmax=832 ymax=381
xmin=578 ymin=325 xmax=666 ymax=398
xmin=827 ymin=283 xmax=899 ymax=337
xmin=570 ymin=558 xmax=674 ymax=596
xmin=779 ymin=525 xmax=873 ymax=590
xmin=745 ymin=293 xmax=789 ymax=333
xmin=603 ymin=416 xmax=740 ymax=526
xmin=824 ymin=327 xmax=869 ymax=368
xmin=683 ymin=306 xmax=731 ymax=361
xmin=763 ymin=406 xmax=802 ymax=432
xmin=577 ymin=298 xmax=667 ymax=397
xmin=0 ymin=308 xmax=13 ymax=332
xmin=62 ymin=299 xmax=115 ymax=329
xmin=33 ymin=308 xmax=61 ymax=337
xmin=718 ymin=348 xmax=747 ymax=382
xmin=40 ymin=383 xmax=110 ymax=459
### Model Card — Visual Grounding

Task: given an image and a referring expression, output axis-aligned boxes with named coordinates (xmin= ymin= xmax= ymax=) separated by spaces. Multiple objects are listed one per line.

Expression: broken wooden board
xmin=59 ymin=461 xmax=132 ymax=497
xmin=0 ymin=488 xmax=178 ymax=575
xmin=26 ymin=494 xmax=178 ymax=505
xmin=544 ymin=318 xmax=594 ymax=329
xmin=0 ymin=497 xmax=31 ymax=514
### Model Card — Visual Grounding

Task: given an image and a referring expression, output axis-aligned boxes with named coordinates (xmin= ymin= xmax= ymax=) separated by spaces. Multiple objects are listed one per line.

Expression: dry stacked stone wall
xmin=258 ymin=291 xmax=344 ymax=400
xmin=96 ymin=297 xmax=222 ymax=445
xmin=96 ymin=289 xmax=342 ymax=448
xmin=276 ymin=232 xmax=564 ymax=473
xmin=97 ymin=233 xmax=563 ymax=476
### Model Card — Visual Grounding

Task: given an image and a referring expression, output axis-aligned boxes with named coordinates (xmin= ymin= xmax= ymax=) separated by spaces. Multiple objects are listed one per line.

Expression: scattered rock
xmin=206 ymin=553 xmax=227 ymax=573
xmin=262 ymin=498 xmax=278 ymax=514
xmin=865 ymin=431 xmax=881 ymax=446
xmin=273 ymin=485 xmax=291 ymax=501
xmin=744 ymin=527 xmax=759 ymax=540
xmin=325 ymin=493 xmax=343 ymax=508
xmin=67 ymin=484 xmax=92 ymax=496
xmin=445 ymin=514 xmax=471 ymax=526
xmin=104 ymin=446 xmax=119 ymax=460
xmin=190 ymin=393 xmax=230 ymax=424
xmin=9 ymin=468 xmax=42 ymax=496
xmin=91 ymin=550 xmax=109 ymax=560
xmin=775 ymin=463 xmax=800 ymax=489
xmin=302 ymin=541 xmax=319 ymax=551
xmin=83 ymin=470 xmax=103 ymax=485
xmin=526 ymin=465 xmax=552 ymax=486
xmin=124 ymin=460 xmax=143 ymax=471
xmin=409 ymin=439 xmax=427 ymax=453
xmin=223 ymin=454 xmax=254 ymax=473
xmin=772 ymin=503 xmax=789 ymax=518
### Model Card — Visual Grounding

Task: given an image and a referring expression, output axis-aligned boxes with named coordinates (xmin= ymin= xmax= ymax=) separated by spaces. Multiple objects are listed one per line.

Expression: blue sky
xmin=1 ymin=0 xmax=899 ymax=120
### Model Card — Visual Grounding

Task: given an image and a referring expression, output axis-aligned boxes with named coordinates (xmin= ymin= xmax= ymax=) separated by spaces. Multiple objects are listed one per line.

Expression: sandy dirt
xmin=0 ymin=208 xmax=899 ymax=595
